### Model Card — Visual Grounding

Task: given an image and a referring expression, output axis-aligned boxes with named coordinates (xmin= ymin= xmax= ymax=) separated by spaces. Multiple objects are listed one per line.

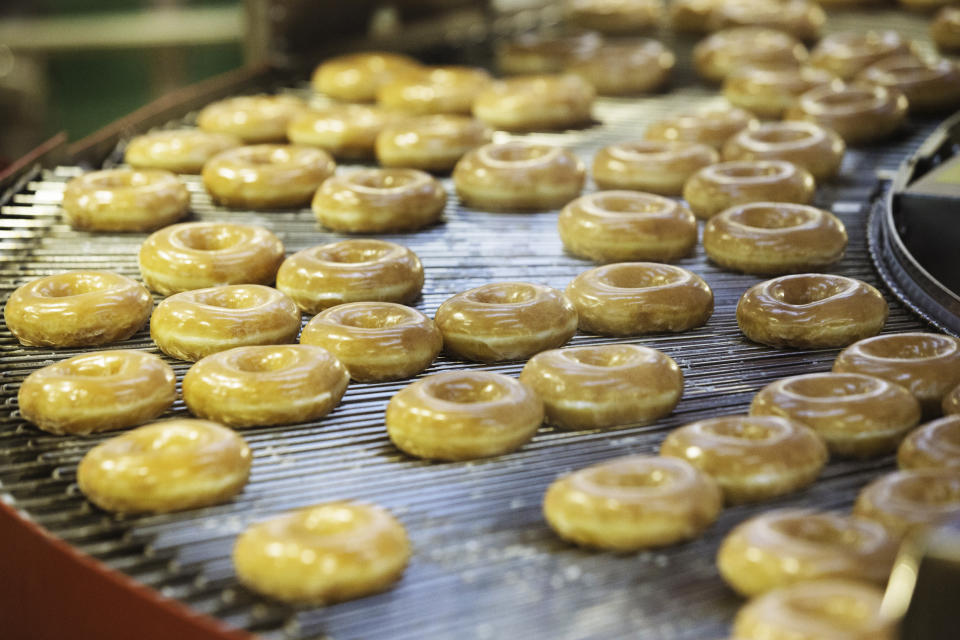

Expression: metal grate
xmin=0 ymin=9 xmax=952 ymax=640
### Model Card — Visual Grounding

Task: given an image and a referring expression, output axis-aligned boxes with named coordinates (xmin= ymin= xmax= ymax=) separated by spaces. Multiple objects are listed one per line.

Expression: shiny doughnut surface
xmin=898 ymin=415 xmax=960 ymax=471
xmin=376 ymin=115 xmax=492 ymax=172
xmin=592 ymin=140 xmax=719 ymax=196
xmin=854 ymin=469 xmax=960 ymax=539
xmin=286 ymin=105 xmax=396 ymax=159
xmin=124 ymin=129 xmax=241 ymax=173
xmin=722 ymin=121 xmax=845 ymax=181
xmin=786 ymin=82 xmax=908 ymax=145
xmin=565 ymin=40 xmax=675 ymax=95
xmin=312 ymin=52 xmax=422 ymax=102
xmin=858 ymin=55 xmax=960 ymax=113
xmin=645 ymin=104 xmax=757 ymax=150
xmin=694 ymin=27 xmax=807 ymax=83
xmin=196 ymin=94 xmax=306 ymax=143
xmin=61 ymin=168 xmax=189 ymax=232
xmin=377 ymin=65 xmax=492 ymax=115
xmin=472 ymin=74 xmax=595 ymax=131
xmin=810 ymin=30 xmax=913 ymax=80
xmin=707 ymin=0 xmax=825 ymax=41
xmin=682 ymin=160 xmax=815 ymax=219
xmin=495 ymin=31 xmax=603 ymax=75
xmin=723 ymin=64 xmax=836 ymax=119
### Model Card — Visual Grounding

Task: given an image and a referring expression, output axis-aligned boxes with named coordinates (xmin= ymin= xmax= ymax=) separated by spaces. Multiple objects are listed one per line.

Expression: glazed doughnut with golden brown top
xmin=564 ymin=40 xmax=675 ymax=96
xmin=854 ymin=469 xmax=960 ymax=539
xmin=660 ymin=415 xmax=827 ymax=503
xmin=233 ymin=501 xmax=410 ymax=604
xmin=312 ymin=168 xmax=445 ymax=233
xmin=543 ymin=455 xmax=722 ymax=550
xmin=18 ymin=350 xmax=175 ymax=435
xmin=945 ymin=382 xmax=960 ymax=415
xmin=558 ymin=191 xmax=697 ymax=262
xmin=286 ymin=105 xmax=396 ymax=159
xmin=786 ymin=82 xmax=908 ymax=145
xmin=898 ymin=416 xmax=960 ymax=471
xmin=300 ymin=302 xmax=442 ymax=382
xmin=722 ymin=122 xmax=845 ymax=181
xmin=751 ymin=372 xmax=921 ymax=457
xmin=77 ymin=419 xmax=251 ymax=513
xmin=737 ymin=274 xmax=888 ymax=349
xmin=708 ymin=0 xmax=825 ymax=42
xmin=703 ymin=203 xmax=847 ymax=275
xmin=694 ymin=28 xmax=807 ymax=83
xmin=858 ymin=55 xmax=960 ymax=113
xmin=376 ymin=115 xmax=492 ymax=172
xmin=150 ymin=284 xmax=301 ymax=362
xmin=495 ymin=31 xmax=603 ymax=75
xmin=833 ymin=332 xmax=960 ymax=417
xmin=519 ymin=344 xmax=683 ymax=429
xmin=182 ymin=345 xmax=348 ymax=427
xmin=932 ymin=7 xmax=960 ymax=52
xmin=196 ymin=94 xmax=306 ymax=143
xmin=453 ymin=142 xmax=586 ymax=211
xmin=670 ymin=0 xmax=722 ymax=32
xmin=5 ymin=271 xmax=152 ymax=348
xmin=377 ymin=66 xmax=492 ymax=115
xmin=276 ymin=240 xmax=423 ymax=314
xmin=644 ymin=104 xmax=757 ymax=150
xmin=124 ymin=129 xmax=241 ymax=174
xmin=312 ymin=52 xmax=422 ymax=102
xmin=566 ymin=262 xmax=713 ymax=335
xmin=683 ymin=160 xmax=815 ymax=219
xmin=61 ymin=169 xmax=189 ymax=232
xmin=592 ymin=140 xmax=718 ymax=196
xmin=386 ymin=371 xmax=544 ymax=460
xmin=202 ymin=145 xmax=335 ymax=209
xmin=717 ymin=509 xmax=897 ymax=597
xmin=564 ymin=0 xmax=663 ymax=34
xmin=472 ymin=74 xmax=595 ymax=132
xmin=810 ymin=31 xmax=913 ymax=80
xmin=138 ymin=221 xmax=284 ymax=296
xmin=434 ymin=282 xmax=578 ymax=362
xmin=723 ymin=64 xmax=836 ymax=119
xmin=732 ymin=579 xmax=896 ymax=640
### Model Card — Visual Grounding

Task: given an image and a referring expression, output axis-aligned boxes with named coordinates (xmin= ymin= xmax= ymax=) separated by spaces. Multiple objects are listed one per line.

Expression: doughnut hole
xmin=599 ymin=263 xmax=685 ymax=290
xmin=231 ymin=347 xmax=301 ymax=373
xmin=768 ymin=276 xmax=848 ymax=306
xmin=467 ymin=283 xmax=538 ymax=305
xmin=35 ymin=273 xmax=119 ymax=297
xmin=749 ymin=127 xmax=815 ymax=145
xmin=484 ymin=144 xmax=552 ymax=163
xmin=589 ymin=467 xmax=672 ymax=489
xmin=813 ymin=87 xmax=881 ymax=110
xmin=563 ymin=345 xmax=639 ymax=368
xmin=233 ymin=146 xmax=297 ymax=165
xmin=703 ymin=417 xmax=782 ymax=441
xmin=614 ymin=141 xmax=673 ymax=156
xmin=771 ymin=515 xmax=872 ymax=550
xmin=175 ymin=225 xmax=247 ymax=252
xmin=314 ymin=242 xmax=394 ymax=264
xmin=783 ymin=374 xmax=880 ymax=399
xmin=193 ymin=286 xmax=272 ymax=309
xmin=729 ymin=204 xmax=814 ymax=229
xmin=857 ymin=334 xmax=956 ymax=361
xmin=712 ymin=163 xmax=788 ymax=180
xmin=426 ymin=376 xmax=507 ymax=404
xmin=348 ymin=169 xmax=421 ymax=190
xmin=333 ymin=306 xmax=417 ymax=329
xmin=890 ymin=474 xmax=960 ymax=507
xmin=589 ymin=192 xmax=671 ymax=214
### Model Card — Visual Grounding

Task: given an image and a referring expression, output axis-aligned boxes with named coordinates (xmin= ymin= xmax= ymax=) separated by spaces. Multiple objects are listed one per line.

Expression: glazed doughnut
xmin=717 ymin=509 xmax=897 ymax=596
xmin=375 ymin=115 xmax=492 ymax=172
xmin=564 ymin=40 xmax=675 ymax=96
xmin=660 ymin=415 xmax=827 ymax=503
xmin=138 ymin=221 xmax=284 ymax=296
xmin=858 ymin=55 xmax=960 ymax=113
xmin=202 ymin=145 xmax=335 ymax=209
xmin=682 ymin=160 xmax=815 ymax=219
xmin=77 ymin=419 xmax=251 ymax=513
xmin=519 ymin=344 xmax=683 ymax=429
xmin=286 ymin=105 xmax=396 ymax=159
xmin=722 ymin=122 xmax=845 ymax=181
xmin=124 ymin=129 xmax=241 ymax=174
xmin=453 ymin=142 xmax=586 ymax=211
xmin=854 ymin=469 xmax=960 ymax=539
xmin=377 ymin=66 xmax=492 ymax=115
xmin=833 ymin=332 xmax=960 ymax=417
xmin=898 ymin=416 xmax=960 ymax=471
xmin=61 ymin=168 xmax=189 ymax=232
xmin=644 ymin=104 xmax=757 ymax=150
xmin=471 ymin=74 xmax=595 ymax=132
xmin=182 ymin=345 xmax=348 ymax=427
xmin=702 ymin=202 xmax=847 ymax=275
xmin=150 ymin=284 xmax=301 ymax=362
xmin=5 ymin=271 xmax=152 ymax=348
xmin=543 ymin=455 xmax=722 ymax=550
xmin=670 ymin=0 xmax=722 ymax=33
xmin=564 ymin=0 xmax=663 ymax=34
xmin=732 ymin=579 xmax=896 ymax=640
xmin=723 ymin=64 xmax=836 ymax=119
xmin=708 ymin=0 xmax=825 ymax=42
xmin=737 ymin=274 xmax=888 ymax=349
xmin=810 ymin=31 xmax=913 ymax=80
xmin=196 ymin=94 xmax=306 ymax=143
xmin=434 ymin=282 xmax=578 ymax=362
xmin=275 ymin=240 xmax=423 ymax=314
xmin=592 ymin=140 xmax=719 ymax=196
xmin=18 ymin=350 xmax=175 ymax=435
xmin=311 ymin=168 xmax=446 ymax=233
xmin=932 ymin=7 xmax=960 ymax=52
xmin=233 ymin=501 xmax=410 ymax=604
xmin=495 ymin=31 xmax=603 ymax=75
xmin=312 ymin=51 xmax=422 ymax=102
xmin=945 ymin=382 xmax=960 ymax=415
xmin=300 ymin=302 xmax=442 ymax=382
xmin=786 ymin=82 xmax=908 ymax=145
xmin=557 ymin=190 xmax=697 ymax=262
xmin=385 ymin=371 xmax=544 ymax=460
xmin=693 ymin=28 xmax=808 ymax=83
xmin=750 ymin=372 xmax=921 ymax=457
xmin=566 ymin=263 xmax=713 ymax=336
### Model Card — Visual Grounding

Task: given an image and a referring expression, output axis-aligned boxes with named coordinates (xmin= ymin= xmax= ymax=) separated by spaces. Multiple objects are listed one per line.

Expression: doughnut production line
xmin=2 ymin=0 xmax=960 ymax=638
